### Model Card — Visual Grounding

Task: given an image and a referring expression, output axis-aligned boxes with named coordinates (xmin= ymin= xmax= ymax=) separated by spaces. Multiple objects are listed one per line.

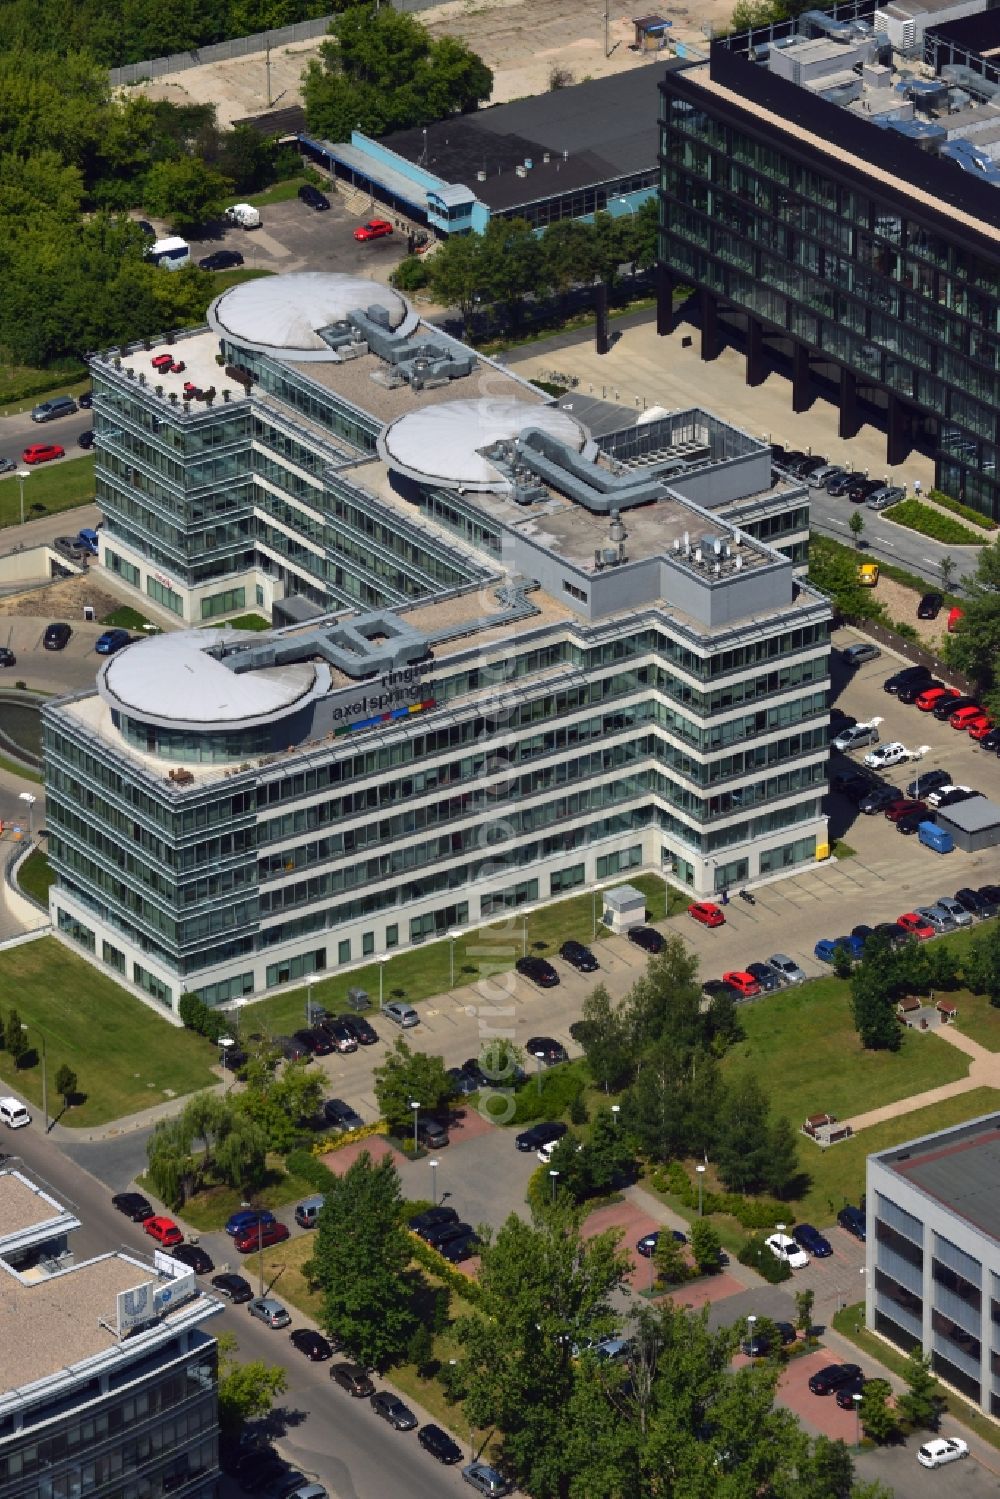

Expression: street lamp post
xmin=242 ymin=1198 xmax=265 ymax=1298
xmin=447 ymin=929 xmax=461 ymax=990
xmin=410 ymin=1099 xmax=420 ymax=1153
xmin=746 ymin=1314 xmax=757 ymax=1368
xmin=429 ymin=1157 xmax=439 ymax=1206
xmin=18 ymin=792 xmax=36 ymax=842
xmin=376 ymin=954 xmax=390 ymax=1010
xmin=549 ymin=1168 xmax=559 ymax=1205
xmin=21 ymin=1023 xmax=47 ymax=1133
xmin=611 ymin=1104 xmax=621 ymax=1126
xmin=16 ymin=469 xmax=29 ymax=528
xmin=305 ymin=982 xmax=314 ymax=1027
xmin=852 ymin=1390 xmax=863 ymax=1448
xmin=592 ymin=888 xmax=598 ymax=939
xmin=522 ymin=914 xmax=528 ymax=958
xmin=534 ymin=1050 xmax=546 ymax=1093
xmin=696 ymin=1162 xmax=706 ymax=1216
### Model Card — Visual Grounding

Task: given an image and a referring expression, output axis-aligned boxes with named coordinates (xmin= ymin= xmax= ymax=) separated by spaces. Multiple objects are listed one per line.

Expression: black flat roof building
xmin=657 ymin=0 xmax=1000 ymax=518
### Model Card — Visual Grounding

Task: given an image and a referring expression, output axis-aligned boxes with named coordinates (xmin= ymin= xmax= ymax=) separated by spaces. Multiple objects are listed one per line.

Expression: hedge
xmin=408 ymin=1231 xmax=486 ymax=1306
xmin=308 ymin=1120 xmax=389 ymax=1155
xmin=928 ymin=488 xmax=997 ymax=532
xmin=284 ymin=1148 xmax=338 ymax=1194
xmin=649 ymin=1162 xmax=787 ymax=1233
xmin=510 ymin=1062 xmax=587 ymax=1125
xmin=738 ymin=1234 xmax=792 ymax=1284
xmin=885 ymin=499 xmax=982 ymax=547
xmin=0 ymin=365 xmax=87 ymax=408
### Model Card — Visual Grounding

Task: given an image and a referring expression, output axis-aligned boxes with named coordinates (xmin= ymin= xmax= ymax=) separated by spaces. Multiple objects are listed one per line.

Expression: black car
xmin=135 ymin=220 xmax=156 ymax=238
xmin=290 ymin=1328 xmax=333 ymax=1361
xmin=830 ymin=771 xmax=870 ymax=801
xmin=170 ymin=1243 xmax=214 ymax=1275
xmin=321 ymin=1017 xmax=359 ymax=1052
xmin=906 ymin=768 xmax=950 ymax=799
xmin=77 ymin=429 xmax=95 ymax=450
xmin=917 ymin=592 xmax=944 ymax=620
xmin=859 ymin=785 xmax=898 ymax=814
xmin=330 ymin=1363 xmax=375 ymax=1397
xmin=461 ymin=1057 xmax=491 ymax=1090
xmin=977 ymin=884 xmax=1000 ymax=915
xmin=277 ymin=1035 xmax=311 ymax=1061
xmin=236 ymin=1452 xmax=285 ymax=1493
xmin=199 ymin=249 xmax=245 ymax=271
xmin=211 ymin=1272 xmax=253 ymax=1303
xmin=371 ymin=1391 xmax=417 ymax=1429
xmin=874 ymin=922 xmax=909 ymax=946
xmin=416 ymin=1116 xmax=450 ymax=1149
xmin=78 ymin=389 xmax=93 ymax=408
xmin=852 ymin=924 xmax=875 ymax=944
xmin=515 ymin=1121 xmax=568 ymax=1152
xmin=447 ymin=1064 xmax=479 ymax=1096
xmin=702 ymin=979 xmax=744 ymax=1003
xmin=741 ymin=1320 xmax=797 ymax=1356
xmin=438 ymin=1230 xmax=481 ymax=1263
xmin=323 ymin=1097 xmax=365 ymax=1131
xmin=43 ymin=621 xmax=72 ymax=650
xmin=830 ymin=707 xmax=857 ymax=731
xmin=526 ymin=1036 xmax=568 ymax=1065
xmin=298 ymin=182 xmax=331 ymax=210
xmin=837 ymin=1204 xmax=866 ymax=1241
xmin=792 ymin=1223 xmax=832 ymax=1257
xmin=409 ymin=1205 xmax=459 ymax=1237
xmin=418 ymin=1423 xmax=463 ymax=1464
xmin=423 ymin=1219 xmax=474 ymax=1249
xmin=933 ymin=693 xmax=980 ymax=720
xmin=898 ymin=677 xmax=943 ymax=705
xmin=952 ymin=887 xmax=985 ymax=918
xmin=835 ymin=1374 xmax=869 ymax=1409
xmin=847 ymin=479 xmax=882 ymax=503
xmin=515 ymin=954 xmax=559 ymax=988
xmin=559 ymin=939 xmax=599 ymax=972
xmin=937 ymin=787 xmax=980 ymax=808
xmin=793 ymin=455 xmax=827 ymax=478
xmin=746 ymin=961 xmax=783 ymax=992
xmin=808 ymin=1362 xmax=864 ymax=1395
xmin=980 ymin=727 xmax=1000 ymax=752
xmin=295 ymin=1027 xmax=333 ymax=1056
xmin=628 ymin=925 xmax=664 ymax=954
xmin=0 ymin=646 xmax=15 ymax=667
xmin=896 ymin=810 xmax=927 ymax=835
xmin=827 ymin=470 xmax=866 ymax=495
xmin=111 ymin=1191 xmax=153 ymax=1221
xmin=884 ymin=663 xmax=932 ymax=695
xmin=337 ymin=1013 xmax=378 ymax=1045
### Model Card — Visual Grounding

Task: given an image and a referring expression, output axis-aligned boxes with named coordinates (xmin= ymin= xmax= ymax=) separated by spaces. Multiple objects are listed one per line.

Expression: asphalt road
xmin=5 ymin=1123 xmax=484 ymax=1499
xmin=808 ymin=483 xmax=978 ymax=595
xmin=0 ymin=406 xmax=93 ymax=473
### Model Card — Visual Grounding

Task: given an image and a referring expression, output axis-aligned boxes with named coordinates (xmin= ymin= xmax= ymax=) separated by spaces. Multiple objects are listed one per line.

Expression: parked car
xmin=767 ymin=953 xmax=806 ymax=984
xmin=764 ymin=1232 xmax=809 ymax=1269
xmin=793 ymin=1223 xmax=832 ymax=1257
xmin=323 ymin=1098 xmax=365 ymax=1132
xmin=77 ymin=429 xmax=95 ymax=449
xmin=906 ymin=768 xmax=951 ymax=799
xmin=832 ymin=771 xmax=871 ymax=801
xmin=826 ymin=470 xmax=866 ymax=495
xmin=934 ymin=894 xmax=973 ymax=927
xmin=842 ymin=642 xmax=881 ymax=667
xmin=918 ymin=593 xmax=944 ymax=619
xmin=934 ymin=693 xmax=979 ymax=721
xmin=746 ymin=961 xmax=783 ymax=992
xmin=896 ymin=809 xmax=928 ymax=835
xmin=43 ymin=621 xmax=72 ymax=650
xmin=866 ymin=485 xmax=905 ymax=510
xmin=947 ymin=606 xmax=964 ymax=633
xmin=515 ymin=954 xmax=559 ymax=988
xmin=0 ymin=647 xmax=15 ymax=667
xmin=418 ymin=1424 xmax=463 ymax=1464
xmin=935 ymin=787 xmax=979 ymax=809
xmin=950 ymin=704 xmax=986 ymax=730
xmin=859 ymin=785 xmax=899 ymax=814
xmin=741 ymin=1321 xmax=797 ymax=1356
xmin=167 ymin=1243 xmax=212 ymax=1274
xmin=915 ymin=904 xmax=956 ymax=933
xmin=31 ymin=395 xmax=77 ymax=423
xmin=515 ymin=1121 xmax=568 ymax=1152
xmin=916 ymin=1437 xmax=969 ymax=1468
xmin=199 ymin=250 xmax=245 ymax=271
xmin=833 ymin=722 xmax=879 ymax=751
xmin=277 ymin=1035 xmax=311 ymax=1062
xmin=814 ymin=937 xmax=857 ymax=963
xmin=143 ymin=1216 xmax=183 ymax=1247
xmin=383 ymin=1001 xmax=419 ymax=1027
xmin=896 ymin=912 xmax=935 ymax=940
xmin=927 ymin=782 xmax=971 ymax=808
xmin=636 ymin=1229 xmax=687 ymax=1256
xmin=969 ymin=716 xmax=995 ymax=740
xmin=111 ymin=1191 xmax=153 ymax=1221
xmin=371 ymin=1390 xmax=418 ymax=1429
xmin=22 ymin=443 xmax=65 ymax=464
xmin=559 ymin=939 xmax=599 ymax=972
xmin=416 ymin=1116 xmax=450 ymax=1149
xmin=337 ymin=1013 xmax=378 ymax=1045
xmin=439 ymin=1230 xmax=481 ymax=1263
xmin=627 ymin=926 xmax=664 ymax=953
xmin=423 ymin=1219 xmax=474 ymax=1249
xmin=808 ymin=1362 xmax=864 ymax=1395
xmin=319 ymin=1019 xmax=357 ymax=1053
xmin=916 ymin=685 xmax=958 ymax=712
xmin=330 ymin=1363 xmax=375 ymax=1397
xmin=978 ymin=885 xmax=1000 ymax=914
xmin=353 ymin=218 xmax=393 ymax=241
xmin=954 ymin=887 xmax=989 ymax=918
xmin=885 ymin=798 xmax=927 ymax=823
xmin=864 ymin=742 xmax=910 ymax=770
xmin=225 ymin=1207 xmax=276 ymax=1237
xmin=721 ymin=970 xmax=761 ymax=999
xmin=884 ymin=663 xmax=932 ymax=694
xmin=526 ymin=1036 xmax=569 ymax=1065
xmin=409 ymin=1205 xmax=459 ymax=1237
xmin=290 ymin=1329 xmax=334 ymax=1361
xmin=898 ymin=677 xmax=942 ymax=705
xmin=703 ymin=979 xmax=744 ymax=1004
xmin=298 ymin=183 xmax=331 ymax=210
xmin=837 ymin=1205 xmax=867 ymax=1241
xmin=834 ymin=1373 xmax=869 ymax=1409
xmin=462 ymin=1461 xmax=512 ymax=1496
xmin=95 ymin=628 xmax=131 ymax=655
xmin=688 ymin=902 xmax=725 ymax=928
xmin=295 ymin=1027 xmax=335 ymax=1056
xmin=248 ymin=1297 xmax=291 ymax=1329
xmin=234 ymin=1221 xmax=290 ymax=1254
xmin=847 ymin=478 xmax=882 ymax=503
xmin=211 ymin=1272 xmax=253 ymax=1303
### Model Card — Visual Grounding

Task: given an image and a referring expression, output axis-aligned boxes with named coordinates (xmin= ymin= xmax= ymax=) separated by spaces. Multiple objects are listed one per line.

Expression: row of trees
xmin=850 ymin=920 xmax=1000 ymax=1050
xmin=945 ymin=535 xmax=1000 ymax=718
xmin=307 ymin=1151 xmax=889 ymax=1499
xmin=0 ymin=1008 xmax=77 ymax=1109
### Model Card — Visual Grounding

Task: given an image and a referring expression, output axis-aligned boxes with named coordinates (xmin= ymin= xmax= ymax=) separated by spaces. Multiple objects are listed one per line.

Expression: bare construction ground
xmin=133 ymin=0 xmax=730 ymax=127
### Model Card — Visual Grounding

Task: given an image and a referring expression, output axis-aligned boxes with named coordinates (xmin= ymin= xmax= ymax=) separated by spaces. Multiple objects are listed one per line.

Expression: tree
xmin=715 ymin=1073 xmax=773 ymax=1191
xmin=6 ymin=1011 xmax=28 ymax=1068
xmin=373 ymin=1038 xmax=457 ymax=1134
xmin=848 ymin=509 xmax=866 ymax=546
xmin=850 ymin=963 xmax=901 ymax=1051
xmin=808 ymin=535 xmax=885 ymax=621
xmin=579 ymin=983 xmax=633 ymax=1091
xmin=146 ymin=1092 xmax=266 ymax=1207
xmin=54 ymin=1064 xmax=77 ymax=1108
xmin=425 ymin=232 xmax=483 ymax=321
xmin=859 ymin=1377 xmax=898 ymax=1444
xmin=690 ymin=1218 xmax=722 ymax=1275
xmin=965 ymin=921 xmax=1000 ymax=1007
xmin=406 ymin=1321 xmax=435 ymax=1377
xmin=216 ymin=1331 xmax=288 ymax=1447
xmin=581 ymin=1108 xmax=635 ymax=1194
xmin=766 ymin=1114 xmax=801 ymax=1197
xmin=478 ymin=1036 xmax=524 ymax=1087
xmin=142 ymin=157 xmax=232 ymax=231
xmin=924 ymin=941 xmax=960 ymax=992
xmin=625 ymin=933 xmax=702 ymax=1051
xmin=238 ymin=1057 xmax=325 ymax=1152
xmin=795 ymin=1287 xmax=815 ymax=1341
xmin=654 ymin=1229 xmax=689 ymax=1286
xmin=309 ymin=1150 xmax=416 ymax=1368
xmin=896 ymin=1346 xmax=940 ymax=1430
xmin=940 ymin=553 xmax=957 ymax=591
xmin=943 ymin=536 xmax=1000 ymax=714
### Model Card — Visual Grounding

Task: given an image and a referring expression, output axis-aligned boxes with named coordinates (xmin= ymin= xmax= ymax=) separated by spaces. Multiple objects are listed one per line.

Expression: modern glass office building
xmin=0 ymin=1167 xmax=222 ymax=1499
xmin=657 ymin=0 xmax=1000 ymax=518
xmin=44 ymin=271 xmax=830 ymax=1013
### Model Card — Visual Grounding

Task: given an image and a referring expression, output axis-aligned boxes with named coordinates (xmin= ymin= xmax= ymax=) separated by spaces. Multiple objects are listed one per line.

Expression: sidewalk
xmin=843 ymin=1024 xmax=1000 ymax=1133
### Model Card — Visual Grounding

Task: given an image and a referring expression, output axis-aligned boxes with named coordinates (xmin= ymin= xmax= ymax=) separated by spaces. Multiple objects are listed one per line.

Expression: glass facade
xmin=659 ymin=74 xmax=1000 ymax=517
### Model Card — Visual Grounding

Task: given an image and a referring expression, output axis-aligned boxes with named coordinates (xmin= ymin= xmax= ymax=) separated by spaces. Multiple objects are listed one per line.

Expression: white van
xmin=146 ymin=236 xmax=191 ymax=270
xmin=225 ymin=203 xmax=261 ymax=230
xmin=0 ymin=1097 xmax=31 ymax=1129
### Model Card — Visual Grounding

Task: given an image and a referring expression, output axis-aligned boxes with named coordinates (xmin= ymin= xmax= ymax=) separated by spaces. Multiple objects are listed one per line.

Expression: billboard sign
xmin=116 ymin=1259 xmax=197 ymax=1335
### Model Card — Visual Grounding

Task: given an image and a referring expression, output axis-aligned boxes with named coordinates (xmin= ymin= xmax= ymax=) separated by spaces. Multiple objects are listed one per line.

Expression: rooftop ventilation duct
xmin=507 ymin=426 xmax=684 ymax=514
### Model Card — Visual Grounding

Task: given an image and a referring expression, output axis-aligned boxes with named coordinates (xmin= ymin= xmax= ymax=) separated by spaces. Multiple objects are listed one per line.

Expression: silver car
xmin=915 ymin=905 xmax=955 ymax=934
xmin=248 ymin=1296 xmax=291 ymax=1329
xmin=833 ymin=722 xmax=879 ymax=752
xmin=934 ymin=895 xmax=972 ymax=928
xmin=807 ymin=464 xmax=843 ymax=488
xmin=382 ymin=1001 xmax=419 ymax=1028
xmin=767 ymin=953 xmax=806 ymax=984
xmin=866 ymin=485 xmax=906 ymax=510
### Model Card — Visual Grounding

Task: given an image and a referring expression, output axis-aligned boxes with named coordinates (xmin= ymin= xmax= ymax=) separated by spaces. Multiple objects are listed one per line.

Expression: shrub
xmin=284 ymin=1148 xmax=338 ymax=1195
xmin=178 ymin=991 xmax=226 ymax=1043
xmin=885 ymin=500 xmax=982 ymax=546
xmin=738 ymin=1235 xmax=792 ymax=1283
xmin=928 ymin=488 xmax=997 ymax=532
xmin=311 ymin=1120 xmax=389 ymax=1154
xmin=659 ymin=1161 xmax=785 ymax=1231
xmin=390 ymin=256 xmax=430 ymax=292
xmin=407 ymin=1232 xmax=486 ymax=1306
xmin=511 ymin=1062 xmax=586 ymax=1124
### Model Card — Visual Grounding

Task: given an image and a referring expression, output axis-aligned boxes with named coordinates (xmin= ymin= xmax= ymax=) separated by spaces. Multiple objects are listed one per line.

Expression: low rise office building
xmin=44 ymin=271 xmax=830 ymax=1013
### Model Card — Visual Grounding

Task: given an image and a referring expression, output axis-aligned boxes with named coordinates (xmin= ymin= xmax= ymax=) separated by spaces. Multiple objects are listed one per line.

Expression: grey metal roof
xmin=882 ymin=1115 xmax=1000 ymax=1244
xmin=938 ymin=795 xmax=1000 ymax=832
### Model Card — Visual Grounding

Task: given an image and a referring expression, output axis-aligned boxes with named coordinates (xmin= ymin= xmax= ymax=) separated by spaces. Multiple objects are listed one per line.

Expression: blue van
xmin=918 ymin=821 xmax=954 ymax=854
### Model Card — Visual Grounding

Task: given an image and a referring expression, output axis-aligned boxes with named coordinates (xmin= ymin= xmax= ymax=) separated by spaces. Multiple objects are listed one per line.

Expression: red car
xmin=233 ymin=1220 xmax=290 ymax=1254
xmin=143 ymin=1215 xmax=183 ymax=1247
xmin=916 ymin=685 xmax=958 ymax=712
xmin=722 ymin=970 xmax=761 ymax=998
xmin=22 ymin=443 xmax=64 ymax=465
xmin=970 ymin=717 xmax=995 ymax=741
xmin=897 ymin=912 xmax=935 ymax=940
xmin=948 ymin=606 xmax=964 ymax=633
xmin=353 ymin=218 xmax=393 ymax=242
xmin=950 ymin=705 xmax=986 ymax=730
xmin=885 ymin=799 xmax=927 ymax=823
xmin=688 ymin=902 xmax=725 ymax=929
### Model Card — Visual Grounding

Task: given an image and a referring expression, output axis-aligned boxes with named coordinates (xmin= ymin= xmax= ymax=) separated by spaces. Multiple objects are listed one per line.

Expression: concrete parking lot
xmin=184 ymin=195 xmax=410 ymax=282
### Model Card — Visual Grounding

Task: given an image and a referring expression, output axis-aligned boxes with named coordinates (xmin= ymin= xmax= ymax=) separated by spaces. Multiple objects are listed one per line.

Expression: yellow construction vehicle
xmin=857 ymin=562 xmax=879 ymax=587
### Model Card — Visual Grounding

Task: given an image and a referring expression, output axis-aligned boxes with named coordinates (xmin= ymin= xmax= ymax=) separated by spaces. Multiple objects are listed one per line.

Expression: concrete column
xmin=746 ymin=317 xmax=766 ymax=387
xmin=887 ymin=392 xmax=910 ymax=467
xmin=656 ymin=263 xmax=675 ymax=337
xmin=839 ymin=366 xmax=861 ymax=441
xmin=700 ymin=288 xmax=720 ymax=362
xmin=792 ymin=342 xmax=812 ymax=413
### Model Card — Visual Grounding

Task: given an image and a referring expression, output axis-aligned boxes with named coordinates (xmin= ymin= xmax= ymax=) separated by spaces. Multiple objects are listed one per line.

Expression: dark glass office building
xmin=657 ymin=2 xmax=1000 ymax=518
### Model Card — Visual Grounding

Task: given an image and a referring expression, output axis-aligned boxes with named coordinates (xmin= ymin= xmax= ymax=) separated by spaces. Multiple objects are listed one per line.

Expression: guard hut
xmin=602 ymin=883 xmax=647 ymax=933
xmin=633 ymin=15 xmax=672 ymax=50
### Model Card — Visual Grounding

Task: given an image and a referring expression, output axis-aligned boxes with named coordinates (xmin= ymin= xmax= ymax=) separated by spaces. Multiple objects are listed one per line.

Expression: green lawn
xmin=886 ymin=499 xmax=983 ymax=547
xmin=0 ymin=752 xmax=42 ymax=784
xmin=238 ymin=873 xmax=678 ymax=1037
xmin=101 ymin=605 xmax=160 ymax=631
xmin=955 ymin=989 xmax=1000 ymax=1051
xmin=245 ymin=176 xmax=317 ymax=207
xmin=0 ymin=454 xmax=94 ymax=530
xmin=0 ymin=366 xmax=88 ymax=416
xmin=15 ymin=848 xmax=54 ymax=906
xmin=141 ymin=1155 xmax=321 ymax=1232
xmin=225 ymin=613 xmax=270 ymax=631
xmin=0 ymin=938 xmax=218 ymax=1126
